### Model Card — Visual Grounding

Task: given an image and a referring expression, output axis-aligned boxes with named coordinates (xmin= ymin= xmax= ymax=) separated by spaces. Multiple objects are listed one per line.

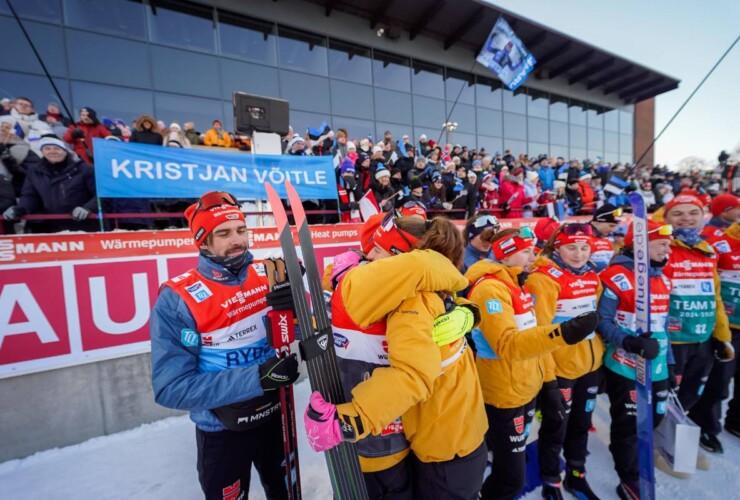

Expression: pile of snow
xmin=1 ymin=380 xmax=739 ymax=499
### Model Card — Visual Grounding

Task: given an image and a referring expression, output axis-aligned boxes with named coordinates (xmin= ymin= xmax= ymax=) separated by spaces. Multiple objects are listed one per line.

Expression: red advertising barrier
xmin=0 ymin=217 xmax=593 ymax=378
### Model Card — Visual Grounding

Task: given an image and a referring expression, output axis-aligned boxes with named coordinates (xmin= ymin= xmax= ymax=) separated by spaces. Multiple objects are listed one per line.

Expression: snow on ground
xmin=1 ymin=379 xmax=739 ymax=499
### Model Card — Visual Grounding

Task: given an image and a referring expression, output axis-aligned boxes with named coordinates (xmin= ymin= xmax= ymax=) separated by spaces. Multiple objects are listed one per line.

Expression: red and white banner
xmin=0 ymin=218 xmax=590 ymax=378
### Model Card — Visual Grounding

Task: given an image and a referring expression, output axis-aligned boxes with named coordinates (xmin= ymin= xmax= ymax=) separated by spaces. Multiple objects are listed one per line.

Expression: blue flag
xmin=476 ymin=17 xmax=537 ymax=91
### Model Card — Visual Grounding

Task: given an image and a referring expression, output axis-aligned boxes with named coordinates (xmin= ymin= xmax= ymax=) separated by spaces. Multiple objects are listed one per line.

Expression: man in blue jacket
xmin=151 ymin=191 xmax=299 ymax=500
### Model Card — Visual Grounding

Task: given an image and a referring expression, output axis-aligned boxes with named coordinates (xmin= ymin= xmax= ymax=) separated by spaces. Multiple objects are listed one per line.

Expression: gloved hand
xmin=668 ymin=364 xmax=678 ymax=390
xmin=71 ymin=206 xmax=91 ymax=221
xmin=347 ymin=202 xmax=360 ymax=210
xmin=304 ymin=391 xmax=359 ymax=452
xmin=432 ymin=304 xmax=476 ymax=346
xmin=622 ymin=335 xmax=660 ymax=360
xmin=712 ymin=338 xmax=736 ymax=362
xmin=2 ymin=206 xmax=18 ymax=221
xmin=557 ymin=312 xmax=599 ymax=345
xmin=540 ymin=381 xmax=569 ymax=422
xmin=266 ymin=280 xmax=295 ymax=313
xmin=71 ymin=128 xmax=85 ymax=140
xmin=258 ymin=353 xmax=299 ymax=391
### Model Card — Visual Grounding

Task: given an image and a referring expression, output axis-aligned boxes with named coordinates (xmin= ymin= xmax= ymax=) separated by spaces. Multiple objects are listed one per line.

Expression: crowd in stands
xmin=0 ymin=95 xmax=738 ymax=234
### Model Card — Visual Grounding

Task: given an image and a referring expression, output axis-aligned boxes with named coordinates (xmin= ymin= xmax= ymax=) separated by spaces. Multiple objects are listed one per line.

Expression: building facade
xmin=2 ymin=0 xmax=673 ymax=165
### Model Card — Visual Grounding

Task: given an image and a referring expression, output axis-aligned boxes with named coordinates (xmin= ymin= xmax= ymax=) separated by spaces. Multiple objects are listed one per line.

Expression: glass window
xmin=149 ymin=5 xmax=215 ymax=53
xmin=503 ymin=90 xmax=526 ymax=114
xmin=446 ymin=103 xmax=475 ymax=134
xmin=570 ymin=125 xmax=587 ymax=148
xmin=619 ymin=109 xmax=633 ymax=134
xmin=505 ymin=139 xmax=527 ymax=156
xmin=374 ymin=88 xmax=412 ymax=124
xmin=220 ymin=60 xmax=279 ymax=101
xmin=290 ymin=110 xmax=330 ymax=140
xmin=570 ymin=148 xmax=587 ymax=161
xmin=328 ymin=40 xmax=371 ymax=84
xmin=0 ymin=71 xmax=70 ymax=114
xmin=447 ymin=132 xmax=476 ymax=150
xmin=0 ymin=18 xmax=67 ymax=77
xmin=375 ymin=122 xmax=413 ymax=143
xmin=279 ymin=70 xmax=330 ymax=113
xmin=220 ymin=101 xmax=234 ymax=132
xmin=71 ymin=81 xmax=152 ymax=125
xmin=569 ymin=103 xmax=586 ymax=125
xmin=277 ymin=27 xmax=327 ymax=76
xmin=373 ymin=52 xmax=410 ymax=93
xmin=477 ymin=135 xmax=503 ymax=154
xmin=66 ymin=30 xmax=150 ymax=88
xmin=605 ymin=131 xmax=619 ymax=153
xmin=476 ymin=108 xmax=503 ymax=138
xmin=0 ymin=0 xmax=61 ymax=22
xmin=550 ymin=121 xmax=568 ymax=146
xmin=151 ymin=46 xmax=220 ymax=98
xmin=64 ymin=0 xmax=146 ymax=39
xmin=475 ymin=80 xmax=502 ymax=109
xmin=331 ymin=80 xmax=373 ymax=120
xmin=550 ymin=99 xmax=568 ymax=122
xmin=527 ymin=92 xmax=549 ymax=119
xmin=528 ymin=117 xmax=548 ymax=143
xmin=588 ymin=128 xmax=604 ymax=154
xmin=604 ymin=109 xmax=619 ymax=132
xmin=529 ymin=142 xmax=549 ymax=157
xmin=412 ymin=62 xmax=444 ymax=99
xmin=219 ymin=13 xmax=277 ymax=66
xmin=413 ymin=95 xmax=445 ymax=128
xmin=503 ymin=112 xmax=526 ymax=140
xmin=333 ymin=116 xmax=375 ymax=143
xmin=154 ymin=92 xmax=223 ymax=132
xmin=414 ymin=128 xmax=440 ymax=147
xmin=620 ymin=134 xmax=633 ymax=158
xmin=620 ymin=154 xmax=632 ymax=165
xmin=446 ymin=71 xmax=475 ymax=106
xmin=550 ymin=144 xmax=568 ymax=160
xmin=587 ymin=109 xmax=603 ymax=130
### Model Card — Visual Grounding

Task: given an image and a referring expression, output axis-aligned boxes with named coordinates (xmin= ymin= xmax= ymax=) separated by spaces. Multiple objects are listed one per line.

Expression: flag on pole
xmin=477 ymin=17 xmax=537 ymax=91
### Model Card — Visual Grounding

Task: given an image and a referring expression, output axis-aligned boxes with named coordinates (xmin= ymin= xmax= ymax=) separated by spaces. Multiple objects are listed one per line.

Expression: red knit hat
xmin=709 ymin=193 xmax=740 ymax=217
xmin=624 ymin=220 xmax=673 ymax=247
xmin=534 ymin=217 xmax=560 ymax=242
xmin=373 ymin=214 xmax=419 ymax=255
xmin=359 ymin=213 xmax=385 ymax=255
xmin=663 ymin=194 xmax=704 ymax=215
xmin=185 ymin=192 xmax=244 ymax=246
xmin=682 ymin=189 xmax=712 ymax=207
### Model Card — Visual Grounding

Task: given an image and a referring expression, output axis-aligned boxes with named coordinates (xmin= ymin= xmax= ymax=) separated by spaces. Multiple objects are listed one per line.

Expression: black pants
xmin=196 ymin=416 xmax=288 ymax=500
xmin=672 ymin=341 xmax=715 ymax=412
xmin=412 ymin=442 xmax=487 ymax=500
xmin=605 ymin=369 xmax=669 ymax=482
xmin=481 ymin=401 xmax=535 ymax=500
xmin=364 ymin=456 xmax=414 ymax=500
xmin=689 ymin=328 xmax=740 ymax=436
xmin=538 ymin=369 xmax=600 ymax=483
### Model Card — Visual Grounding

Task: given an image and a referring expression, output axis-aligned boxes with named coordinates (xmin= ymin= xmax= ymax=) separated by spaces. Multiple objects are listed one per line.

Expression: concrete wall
xmin=0 ymin=353 xmax=182 ymax=462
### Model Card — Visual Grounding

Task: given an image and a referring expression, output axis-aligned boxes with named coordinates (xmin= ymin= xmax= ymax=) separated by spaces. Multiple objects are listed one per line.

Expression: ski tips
xmin=265 ymin=182 xmax=289 ymax=230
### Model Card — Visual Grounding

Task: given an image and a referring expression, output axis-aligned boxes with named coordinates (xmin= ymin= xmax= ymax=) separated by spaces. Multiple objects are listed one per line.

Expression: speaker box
xmin=233 ymin=92 xmax=290 ymax=136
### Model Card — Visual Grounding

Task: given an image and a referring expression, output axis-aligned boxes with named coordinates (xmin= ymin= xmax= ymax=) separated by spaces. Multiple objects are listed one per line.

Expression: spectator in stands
xmin=164 ymin=123 xmax=191 ymax=148
xmin=371 ymin=165 xmax=396 ymax=212
xmin=499 ymin=167 xmax=531 ymax=218
xmin=63 ymin=107 xmax=110 ymax=164
xmin=39 ymin=103 xmax=72 ymax=129
xmin=418 ymin=134 xmax=431 ymax=157
xmin=565 ymin=178 xmax=583 ymax=215
xmin=370 ymin=145 xmax=385 ymax=176
xmin=448 ymin=164 xmax=477 ymax=219
xmin=578 ymin=172 xmax=597 ymax=214
xmin=337 ymin=158 xmax=362 ymax=223
xmin=394 ymin=143 xmax=415 ymax=178
xmin=203 ymin=120 xmax=232 ymax=147
xmin=523 ymin=170 xmax=541 ymax=218
xmin=332 ymin=128 xmax=348 ymax=158
xmin=2 ymin=137 xmax=97 ymax=233
xmin=479 ymin=172 xmax=499 ymax=211
xmin=287 ymin=135 xmax=309 ymax=156
xmin=423 ymin=171 xmax=448 ymax=211
xmin=355 ymin=152 xmax=372 ymax=192
xmin=399 ymin=178 xmax=425 ymax=208
xmin=129 ymin=114 xmax=162 ymax=145
xmin=8 ymin=97 xmax=45 ymax=139
xmin=639 ymin=180 xmax=658 ymax=211
xmin=390 ymin=167 xmax=405 ymax=196
xmin=0 ymin=116 xmax=36 ymax=234
xmin=0 ymin=98 xmax=11 ymax=116
xmin=407 ymin=156 xmax=432 ymax=186
xmin=538 ymin=155 xmax=555 ymax=192
xmin=183 ymin=122 xmax=200 ymax=146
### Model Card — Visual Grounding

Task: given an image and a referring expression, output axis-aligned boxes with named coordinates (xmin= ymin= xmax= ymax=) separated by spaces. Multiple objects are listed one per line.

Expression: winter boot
xmin=653 ymin=449 xmax=690 ymax=479
xmin=699 ymin=432 xmax=724 ymax=453
xmin=542 ymin=482 xmax=564 ymax=500
xmin=615 ymin=480 xmax=640 ymax=500
xmin=563 ymin=467 xmax=600 ymax=500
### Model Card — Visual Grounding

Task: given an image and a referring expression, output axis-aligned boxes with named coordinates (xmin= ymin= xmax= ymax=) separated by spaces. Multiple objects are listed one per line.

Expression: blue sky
xmin=487 ymin=0 xmax=740 ymax=166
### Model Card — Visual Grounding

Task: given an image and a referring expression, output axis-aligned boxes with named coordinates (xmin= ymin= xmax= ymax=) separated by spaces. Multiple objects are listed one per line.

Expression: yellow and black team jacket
xmin=336 ymin=250 xmax=488 ymax=463
xmin=465 ymin=260 xmax=567 ymax=409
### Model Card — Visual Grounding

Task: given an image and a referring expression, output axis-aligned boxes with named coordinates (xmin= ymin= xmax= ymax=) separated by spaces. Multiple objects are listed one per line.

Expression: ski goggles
xmin=398 ymin=200 xmax=428 ymax=220
xmin=492 ymin=226 xmax=536 ymax=261
xmin=468 ymin=214 xmax=500 ymax=239
xmin=649 ymin=223 xmax=673 ymax=237
xmin=553 ymin=223 xmax=593 ymax=247
xmin=373 ymin=211 xmax=419 ymax=255
xmin=188 ymin=191 xmax=239 ymax=224
xmin=594 ymin=207 xmax=623 ymax=222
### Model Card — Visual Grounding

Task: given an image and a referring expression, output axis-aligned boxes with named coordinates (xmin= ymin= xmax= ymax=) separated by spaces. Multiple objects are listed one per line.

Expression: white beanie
xmin=38 ymin=136 xmax=71 ymax=152
xmin=375 ymin=167 xmax=390 ymax=180
xmin=347 ymin=141 xmax=356 ymax=151
xmin=526 ymin=171 xmax=539 ymax=183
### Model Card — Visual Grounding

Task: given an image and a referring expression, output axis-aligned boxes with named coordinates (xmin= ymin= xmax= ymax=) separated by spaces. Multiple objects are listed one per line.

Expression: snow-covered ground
xmin=1 ymin=379 xmax=738 ymax=499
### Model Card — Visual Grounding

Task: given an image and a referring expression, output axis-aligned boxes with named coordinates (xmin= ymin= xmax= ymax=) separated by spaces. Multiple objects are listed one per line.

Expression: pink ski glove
xmin=304 ymin=391 xmax=344 ymax=452
xmin=330 ymin=250 xmax=362 ymax=289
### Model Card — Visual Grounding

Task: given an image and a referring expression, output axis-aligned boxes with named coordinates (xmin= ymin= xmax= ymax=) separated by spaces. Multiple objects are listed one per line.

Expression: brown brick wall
xmin=634 ymin=98 xmax=655 ymax=166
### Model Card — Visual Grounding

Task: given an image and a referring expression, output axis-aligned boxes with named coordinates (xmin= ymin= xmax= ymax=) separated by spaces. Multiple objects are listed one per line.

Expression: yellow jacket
xmin=465 ymin=261 xmax=566 ymax=408
xmin=203 ymin=128 xmax=232 ymax=147
xmin=338 ymin=250 xmax=487 ymax=463
xmin=526 ymin=258 xmax=605 ymax=380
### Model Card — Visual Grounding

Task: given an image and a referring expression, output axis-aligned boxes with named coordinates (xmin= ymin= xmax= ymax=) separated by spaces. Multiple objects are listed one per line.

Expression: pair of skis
xmin=265 ymin=181 xmax=369 ymax=500
xmin=628 ymin=192 xmax=655 ymax=500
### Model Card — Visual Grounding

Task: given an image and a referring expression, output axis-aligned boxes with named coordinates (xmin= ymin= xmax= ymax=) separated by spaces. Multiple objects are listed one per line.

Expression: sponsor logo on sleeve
xmin=486 ymin=299 xmax=503 ymax=314
xmin=181 ymin=328 xmax=199 ymax=346
xmin=548 ymin=268 xmax=563 ymax=278
xmin=612 ymin=273 xmax=633 ymax=291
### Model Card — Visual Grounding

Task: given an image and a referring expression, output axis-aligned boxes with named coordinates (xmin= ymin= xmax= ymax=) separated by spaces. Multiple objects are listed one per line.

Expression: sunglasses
xmin=649 ymin=223 xmax=673 ymax=236
xmin=561 ymin=223 xmax=593 ymax=236
xmin=189 ymin=191 xmax=239 ymax=224
xmin=473 ymin=215 xmax=501 ymax=230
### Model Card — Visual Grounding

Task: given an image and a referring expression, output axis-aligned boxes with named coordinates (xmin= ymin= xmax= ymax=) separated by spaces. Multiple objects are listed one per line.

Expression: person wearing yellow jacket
xmin=304 ymin=217 xmax=489 ymax=500
xmin=465 ymin=227 xmax=599 ymax=500
xmin=527 ymin=223 xmax=604 ymax=500
xmin=203 ymin=120 xmax=232 ymax=147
